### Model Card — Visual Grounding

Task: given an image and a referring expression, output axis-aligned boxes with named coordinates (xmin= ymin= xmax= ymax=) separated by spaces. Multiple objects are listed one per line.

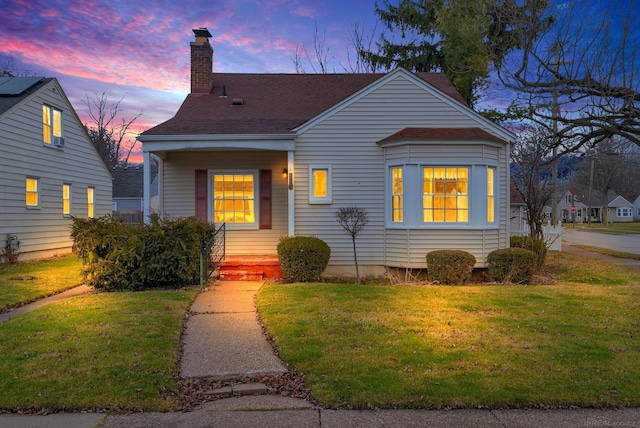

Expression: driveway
xmin=562 ymin=227 xmax=640 ymax=255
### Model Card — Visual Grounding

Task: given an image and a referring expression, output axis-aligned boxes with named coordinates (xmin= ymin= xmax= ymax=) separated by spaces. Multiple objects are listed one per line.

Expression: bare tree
xmin=510 ymin=128 xmax=556 ymax=239
xmin=84 ymin=92 xmax=142 ymax=168
xmin=292 ymin=22 xmax=333 ymax=73
xmin=335 ymin=207 xmax=368 ymax=284
xmin=1 ymin=57 xmax=37 ymax=77
xmin=491 ymin=0 xmax=640 ymax=153
xmin=343 ymin=22 xmax=385 ymax=73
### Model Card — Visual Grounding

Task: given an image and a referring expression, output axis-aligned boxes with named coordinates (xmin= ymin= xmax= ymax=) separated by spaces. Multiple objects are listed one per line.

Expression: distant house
xmin=137 ymin=29 xmax=516 ymax=277
xmin=509 ymin=186 xmax=527 ymax=233
xmin=634 ymin=195 xmax=640 ymax=222
xmin=607 ymin=195 xmax=634 ymax=223
xmin=0 ymin=76 xmax=112 ymax=261
xmin=112 ymin=164 xmax=158 ymax=224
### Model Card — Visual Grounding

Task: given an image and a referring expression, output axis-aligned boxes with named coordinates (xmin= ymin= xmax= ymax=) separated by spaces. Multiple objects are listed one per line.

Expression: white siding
xmin=162 ymin=150 xmax=288 ymax=255
xmin=0 ymin=79 xmax=112 ymax=260
xmin=294 ymin=73 xmax=509 ymax=269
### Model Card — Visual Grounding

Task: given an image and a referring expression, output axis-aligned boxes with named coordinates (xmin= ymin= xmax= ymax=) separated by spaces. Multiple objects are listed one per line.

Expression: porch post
xmin=288 ymin=150 xmax=295 ymax=236
xmin=143 ymin=151 xmax=151 ymax=224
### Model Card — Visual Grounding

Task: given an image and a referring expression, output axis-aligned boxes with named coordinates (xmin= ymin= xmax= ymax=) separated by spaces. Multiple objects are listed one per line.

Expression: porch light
xmin=282 ymin=168 xmax=288 ymax=179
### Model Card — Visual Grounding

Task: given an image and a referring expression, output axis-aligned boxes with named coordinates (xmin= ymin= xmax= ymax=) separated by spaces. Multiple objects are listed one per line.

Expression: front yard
xmin=0 ymin=251 xmax=638 ymax=411
xmin=257 ymin=252 xmax=640 ymax=409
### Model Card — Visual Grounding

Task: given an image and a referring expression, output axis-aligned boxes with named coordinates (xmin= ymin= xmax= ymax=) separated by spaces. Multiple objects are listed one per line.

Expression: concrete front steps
xmin=218 ymin=255 xmax=283 ymax=281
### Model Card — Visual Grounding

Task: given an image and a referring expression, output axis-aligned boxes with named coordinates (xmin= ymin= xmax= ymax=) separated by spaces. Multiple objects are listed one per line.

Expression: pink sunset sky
xmin=1 ymin=0 xmax=380 ymax=162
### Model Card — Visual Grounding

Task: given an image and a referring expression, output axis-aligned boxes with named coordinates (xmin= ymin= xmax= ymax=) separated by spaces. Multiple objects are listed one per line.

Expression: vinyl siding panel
xmin=0 ymin=80 xmax=112 ymax=259
xmin=294 ymin=72 xmax=509 ymax=268
xmin=162 ymin=150 xmax=288 ymax=255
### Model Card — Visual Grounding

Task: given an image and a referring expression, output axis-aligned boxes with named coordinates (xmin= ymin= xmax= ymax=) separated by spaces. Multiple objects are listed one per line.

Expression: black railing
xmin=199 ymin=223 xmax=226 ymax=286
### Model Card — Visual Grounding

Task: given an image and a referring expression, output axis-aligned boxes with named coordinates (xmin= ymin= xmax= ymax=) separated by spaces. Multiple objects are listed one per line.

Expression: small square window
xmin=309 ymin=166 xmax=332 ymax=204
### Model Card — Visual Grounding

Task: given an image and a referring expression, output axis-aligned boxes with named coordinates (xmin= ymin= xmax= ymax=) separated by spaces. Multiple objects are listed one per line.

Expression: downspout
xmin=288 ymin=150 xmax=295 ymax=236
xmin=143 ymin=151 xmax=151 ymax=223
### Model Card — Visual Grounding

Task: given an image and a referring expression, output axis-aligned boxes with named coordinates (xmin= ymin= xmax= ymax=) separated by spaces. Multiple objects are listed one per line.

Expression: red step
xmin=217 ymin=255 xmax=283 ymax=280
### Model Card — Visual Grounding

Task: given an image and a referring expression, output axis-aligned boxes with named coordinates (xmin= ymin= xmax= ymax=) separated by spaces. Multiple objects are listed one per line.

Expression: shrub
xmin=277 ymin=236 xmax=331 ymax=282
xmin=71 ymin=215 xmax=217 ymax=291
xmin=510 ymin=235 xmax=547 ymax=269
xmin=487 ymin=247 xmax=537 ymax=284
xmin=426 ymin=250 xmax=476 ymax=285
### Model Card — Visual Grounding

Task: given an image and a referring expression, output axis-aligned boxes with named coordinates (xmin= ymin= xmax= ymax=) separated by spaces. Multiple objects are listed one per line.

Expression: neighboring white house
xmin=138 ymin=29 xmax=516 ymax=276
xmin=0 ymin=76 xmax=112 ymax=261
xmin=607 ymin=195 xmax=634 ymax=223
xmin=634 ymin=195 xmax=640 ymax=222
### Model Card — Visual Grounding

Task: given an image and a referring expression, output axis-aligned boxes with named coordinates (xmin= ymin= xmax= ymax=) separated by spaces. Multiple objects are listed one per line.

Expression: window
xmin=423 ymin=167 xmax=468 ymax=222
xmin=42 ymin=105 xmax=62 ymax=145
xmin=617 ymin=207 xmax=632 ymax=217
xmin=87 ymin=187 xmax=95 ymax=218
xmin=391 ymin=167 xmax=403 ymax=222
xmin=309 ymin=166 xmax=332 ymax=204
xmin=487 ymin=167 xmax=495 ymax=223
xmin=213 ymin=173 xmax=257 ymax=225
xmin=26 ymin=178 xmax=39 ymax=207
xmin=63 ymin=184 xmax=72 ymax=216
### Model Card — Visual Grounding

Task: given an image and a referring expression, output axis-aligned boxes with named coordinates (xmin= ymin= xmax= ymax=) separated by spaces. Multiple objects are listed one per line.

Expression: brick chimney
xmin=190 ymin=28 xmax=213 ymax=94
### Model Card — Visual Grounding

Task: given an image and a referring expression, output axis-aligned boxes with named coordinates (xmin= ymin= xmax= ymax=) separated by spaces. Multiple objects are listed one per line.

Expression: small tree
xmin=335 ymin=207 xmax=368 ymax=284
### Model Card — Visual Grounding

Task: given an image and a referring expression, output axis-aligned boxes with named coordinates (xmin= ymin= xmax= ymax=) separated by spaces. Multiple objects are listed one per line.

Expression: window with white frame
xmin=487 ymin=167 xmax=495 ymax=223
xmin=391 ymin=167 xmax=403 ymax=223
xmin=309 ymin=165 xmax=332 ymax=204
xmin=388 ymin=164 xmax=497 ymax=228
xmin=617 ymin=207 xmax=632 ymax=217
xmin=26 ymin=177 xmax=39 ymax=207
xmin=42 ymin=104 xmax=63 ymax=145
xmin=423 ymin=167 xmax=469 ymax=222
xmin=63 ymin=183 xmax=72 ymax=216
xmin=87 ymin=187 xmax=95 ymax=218
xmin=212 ymin=172 xmax=257 ymax=227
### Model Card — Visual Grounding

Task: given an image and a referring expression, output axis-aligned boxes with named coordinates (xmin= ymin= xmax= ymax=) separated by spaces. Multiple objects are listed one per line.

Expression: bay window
xmin=388 ymin=164 xmax=498 ymax=228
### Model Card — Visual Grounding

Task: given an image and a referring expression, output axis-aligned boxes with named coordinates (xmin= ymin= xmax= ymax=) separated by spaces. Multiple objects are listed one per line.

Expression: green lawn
xmin=257 ymin=252 xmax=640 ymax=409
xmin=0 ymin=289 xmax=197 ymax=411
xmin=571 ymin=222 xmax=640 ymax=234
xmin=0 ymin=254 xmax=84 ymax=311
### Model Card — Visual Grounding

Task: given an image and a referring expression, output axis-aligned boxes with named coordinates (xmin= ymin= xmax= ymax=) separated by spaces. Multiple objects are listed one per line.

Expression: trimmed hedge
xmin=426 ymin=250 xmax=476 ymax=285
xmin=71 ymin=215 xmax=217 ymax=291
xmin=510 ymin=235 xmax=547 ymax=269
xmin=277 ymin=236 xmax=331 ymax=282
xmin=487 ymin=247 xmax=537 ymax=284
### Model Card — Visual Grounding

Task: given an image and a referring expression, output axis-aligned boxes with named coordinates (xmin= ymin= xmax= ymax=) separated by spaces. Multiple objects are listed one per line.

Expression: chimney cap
xmin=193 ymin=28 xmax=212 ymax=39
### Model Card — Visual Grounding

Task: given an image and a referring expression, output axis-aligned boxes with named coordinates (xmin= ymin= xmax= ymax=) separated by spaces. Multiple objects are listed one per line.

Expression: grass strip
xmin=257 ymin=252 xmax=640 ymax=409
xmin=0 ymin=289 xmax=197 ymax=412
xmin=571 ymin=245 xmax=640 ymax=260
xmin=0 ymin=254 xmax=84 ymax=311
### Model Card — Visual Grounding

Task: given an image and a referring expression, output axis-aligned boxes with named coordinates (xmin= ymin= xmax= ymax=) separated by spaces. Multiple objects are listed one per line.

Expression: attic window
xmin=232 ymin=98 xmax=244 ymax=105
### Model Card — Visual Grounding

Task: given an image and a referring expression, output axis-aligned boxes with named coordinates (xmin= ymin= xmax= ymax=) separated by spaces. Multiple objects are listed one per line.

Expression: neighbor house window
xmin=26 ymin=177 xmax=39 ymax=207
xmin=487 ymin=167 xmax=495 ymax=223
xmin=617 ymin=207 xmax=632 ymax=217
xmin=42 ymin=105 xmax=62 ymax=145
xmin=391 ymin=167 xmax=403 ymax=222
xmin=63 ymin=184 xmax=71 ymax=216
xmin=87 ymin=187 xmax=95 ymax=218
xmin=423 ymin=167 xmax=468 ymax=222
xmin=213 ymin=173 xmax=257 ymax=225
xmin=309 ymin=166 xmax=332 ymax=204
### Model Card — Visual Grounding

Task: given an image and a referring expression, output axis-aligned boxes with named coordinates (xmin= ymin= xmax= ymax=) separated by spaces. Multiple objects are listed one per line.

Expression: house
xmin=634 ymin=195 xmax=640 ymax=222
xmin=0 ymin=76 xmax=112 ymax=261
xmin=557 ymin=190 xmax=587 ymax=223
xmin=112 ymin=164 xmax=158 ymax=224
xmin=509 ymin=186 xmax=527 ymax=233
xmin=607 ymin=195 xmax=634 ymax=223
xmin=137 ymin=29 xmax=516 ymax=277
